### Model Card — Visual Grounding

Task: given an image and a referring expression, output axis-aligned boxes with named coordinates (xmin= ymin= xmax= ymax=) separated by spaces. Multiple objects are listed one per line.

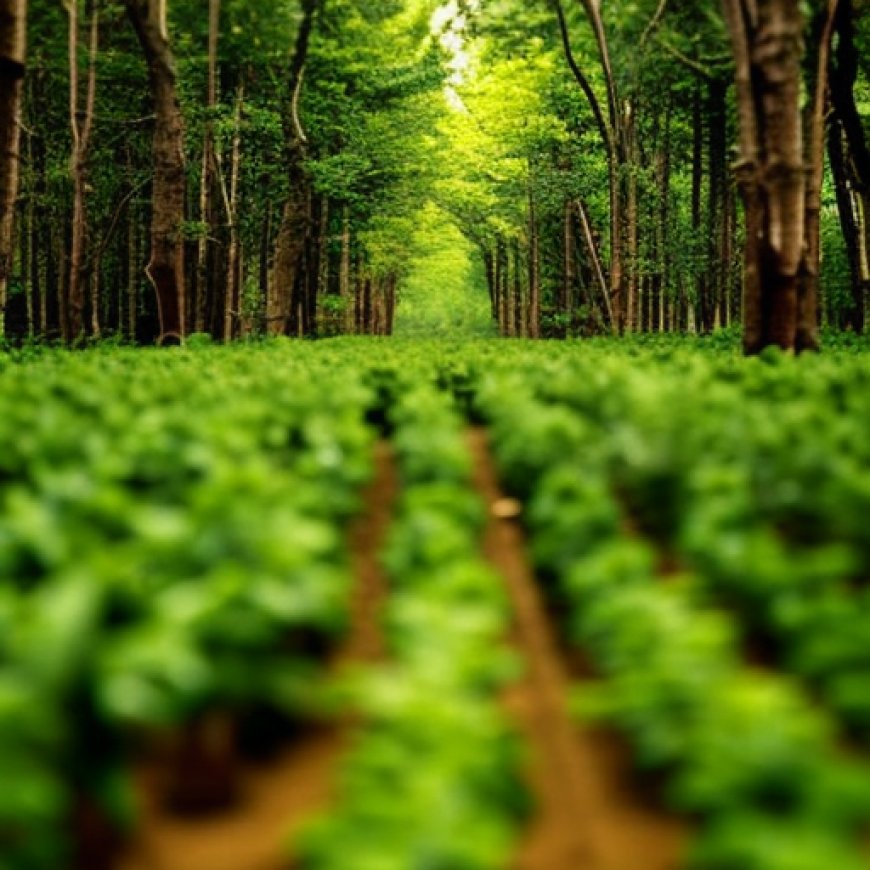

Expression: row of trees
xmin=437 ymin=0 xmax=869 ymax=352
xmin=0 ymin=0 xmax=868 ymax=351
xmin=0 ymin=0 xmax=445 ymax=345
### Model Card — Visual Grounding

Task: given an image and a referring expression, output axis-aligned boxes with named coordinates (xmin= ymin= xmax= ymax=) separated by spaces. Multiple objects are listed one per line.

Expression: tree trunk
xmin=691 ymin=80 xmax=709 ymax=332
xmin=722 ymin=0 xmax=807 ymax=354
xmin=316 ymin=195 xmax=328 ymax=324
xmin=828 ymin=0 xmax=867 ymax=332
xmin=625 ymin=99 xmax=639 ymax=333
xmin=125 ymin=0 xmax=186 ymax=345
xmin=68 ymin=0 xmax=99 ymax=343
xmin=0 ymin=0 xmax=26 ymax=339
xmin=528 ymin=183 xmax=540 ymax=339
xmin=269 ymin=0 xmax=318 ymax=337
xmin=194 ymin=0 xmax=219 ymax=335
xmin=563 ymin=201 xmax=575 ymax=335
xmin=552 ymin=0 xmax=625 ymax=331
xmin=796 ymin=0 xmax=838 ymax=351
xmin=219 ymin=81 xmax=243 ymax=342
xmin=829 ymin=117 xmax=867 ymax=331
xmin=577 ymin=198 xmax=611 ymax=328
xmin=339 ymin=203 xmax=351 ymax=333
xmin=707 ymin=77 xmax=728 ymax=331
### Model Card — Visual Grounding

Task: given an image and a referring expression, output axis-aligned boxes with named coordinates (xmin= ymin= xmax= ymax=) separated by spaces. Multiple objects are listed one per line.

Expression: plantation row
xmin=3 ymin=337 xmax=870 ymax=869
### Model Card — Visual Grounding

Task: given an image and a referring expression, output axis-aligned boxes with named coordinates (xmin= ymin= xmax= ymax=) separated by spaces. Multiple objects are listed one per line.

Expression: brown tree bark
xmin=828 ymin=0 xmax=868 ymax=332
xmin=562 ymin=201 xmax=575 ymax=334
xmin=829 ymin=117 xmax=867 ymax=331
xmin=268 ymin=0 xmax=318 ymax=337
xmin=552 ymin=0 xmax=624 ymax=331
xmin=497 ymin=236 xmax=508 ymax=336
xmin=577 ymin=198 xmax=612 ymax=327
xmin=483 ymin=244 xmax=497 ymax=322
xmin=528 ymin=183 xmax=540 ymax=339
xmin=67 ymin=0 xmax=99 ymax=342
xmin=218 ymin=81 xmax=243 ymax=342
xmin=625 ymin=99 xmax=639 ymax=332
xmin=125 ymin=0 xmax=186 ymax=344
xmin=194 ymin=0 xmax=219 ymax=335
xmin=0 ymin=0 xmax=26 ymax=339
xmin=722 ymin=0 xmax=807 ymax=353
xmin=796 ymin=0 xmax=838 ymax=351
xmin=707 ymin=78 xmax=729 ymax=328
xmin=691 ymin=80 xmax=708 ymax=331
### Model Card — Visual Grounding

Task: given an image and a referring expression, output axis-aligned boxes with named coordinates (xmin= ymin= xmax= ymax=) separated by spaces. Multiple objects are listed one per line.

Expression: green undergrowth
xmin=296 ymin=379 xmax=526 ymax=869
xmin=4 ymin=335 xmax=870 ymax=869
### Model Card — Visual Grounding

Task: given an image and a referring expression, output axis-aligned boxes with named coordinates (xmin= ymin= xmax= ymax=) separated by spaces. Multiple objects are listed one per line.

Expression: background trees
xmin=2 ymin=0 xmax=869 ymax=350
xmin=0 ymin=0 xmax=27 ymax=338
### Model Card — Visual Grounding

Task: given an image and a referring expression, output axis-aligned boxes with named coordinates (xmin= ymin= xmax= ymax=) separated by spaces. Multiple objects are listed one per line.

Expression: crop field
xmin=4 ymin=336 xmax=870 ymax=870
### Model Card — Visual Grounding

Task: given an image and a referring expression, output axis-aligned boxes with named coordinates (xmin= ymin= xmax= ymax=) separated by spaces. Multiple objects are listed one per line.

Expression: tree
xmin=828 ymin=0 xmax=870 ymax=331
xmin=267 ymin=0 xmax=319 ymax=337
xmin=67 ymin=0 xmax=100 ymax=342
xmin=721 ymin=0 xmax=837 ymax=353
xmin=125 ymin=0 xmax=186 ymax=344
xmin=0 ymin=0 xmax=27 ymax=339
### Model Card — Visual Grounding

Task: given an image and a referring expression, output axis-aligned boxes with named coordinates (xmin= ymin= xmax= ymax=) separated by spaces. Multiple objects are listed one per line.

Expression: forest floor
xmin=116 ymin=436 xmax=687 ymax=870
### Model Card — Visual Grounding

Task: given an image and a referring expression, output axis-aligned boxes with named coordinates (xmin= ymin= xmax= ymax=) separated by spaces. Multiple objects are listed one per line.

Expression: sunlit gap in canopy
xmin=431 ymin=0 xmax=478 ymax=112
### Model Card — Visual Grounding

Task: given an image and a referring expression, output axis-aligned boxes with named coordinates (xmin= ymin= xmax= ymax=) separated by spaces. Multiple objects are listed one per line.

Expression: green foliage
xmin=0 ymin=343 xmax=377 ymax=863
xmin=394 ymin=203 xmax=495 ymax=338
xmin=475 ymin=336 xmax=870 ymax=869
xmin=296 ymin=372 xmax=525 ymax=870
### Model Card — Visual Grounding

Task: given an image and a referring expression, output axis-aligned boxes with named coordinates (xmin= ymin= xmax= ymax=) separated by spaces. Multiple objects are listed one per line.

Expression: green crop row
xmin=467 ymin=342 xmax=870 ymax=736
xmin=475 ymin=352 xmax=870 ymax=870
xmin=296 ymin=382 xmax=527 ymax=869
xmin=0 ymin=344 xmax=376 ymax=868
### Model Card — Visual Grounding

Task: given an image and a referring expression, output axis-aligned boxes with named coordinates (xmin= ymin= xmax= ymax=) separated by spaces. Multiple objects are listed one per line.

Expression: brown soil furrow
xmin=468 ymin=428 xmax=686 ymax=870
xmin=116 ymin=441 xmax=396 ymax=870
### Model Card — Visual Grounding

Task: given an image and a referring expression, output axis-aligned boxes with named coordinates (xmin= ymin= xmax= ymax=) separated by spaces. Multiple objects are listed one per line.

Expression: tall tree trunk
xmin=125 ymin=0 xmax=186 ymax=345
xmin=563 ymin=201 xmax=575 ymax=335
xmin=577 ymin=198 xmax=611 ymax=328
xmin=126 ymin=200 xmax=137 ymax=338
xmin=497 ymin=236 xmax=508 ymax=336
xmin=218 ymin=81 xmax=243 ymax=342
xmin=316 ymin=195 xmax=328 ymax=324
xmin=528 ymin=183 xmax=540 ymax=339
xmin=68 ymin=0 xmax=99 ymax=343
xmin=24 ymin=109 xmax=36 ymax=335
xmin=707 ymin=77 xmax=728 ymax=330
xmin=796 ymin=0 xmax=838 ymax=351
xmin=552 ymin=0 xmax=625 ymax=330
xmin=829 ymin=117 xmax=867 ymax=331
xmin=269 ymin=0 xmax=318 ymax=337
xmin=657 ymin=103 xmax=672 ymax=333
xmin=828 ymin=0 xmax=867 ymax=332
xmin=258 ymin=195 xmax=271 ymax=331
xmin=691 ymin=79 xmax=709 ymax=331
xmin=194 ymin=0 xmax=219 ymax=334
xmin=338 ymin=203 xmax=352 ymax=333
xmin=0 ymin=0 xmax=26 ymax=340
xmin=625 ymin=99 xmax=639 ymax=332
xmin=483 ymin=244 xmax=496 ymax=322
xmin=722 ymin=0 xmax=807 ymax=353
xmin=385 ymin=273 xmax=397 ymax=336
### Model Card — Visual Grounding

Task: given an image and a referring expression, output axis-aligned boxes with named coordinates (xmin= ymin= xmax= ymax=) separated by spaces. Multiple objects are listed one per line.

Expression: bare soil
xmin=115 ymin=442 xmax=397 ymax=870
xmin=468 ymin=428 xmax=688 ymax=870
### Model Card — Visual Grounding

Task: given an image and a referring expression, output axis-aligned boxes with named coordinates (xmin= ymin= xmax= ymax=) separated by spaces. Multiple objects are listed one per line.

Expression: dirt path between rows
xmin=116 ymin=442 xmax=397 ymax=870
xmin=468 ymin=429 xmax=687 ymax=870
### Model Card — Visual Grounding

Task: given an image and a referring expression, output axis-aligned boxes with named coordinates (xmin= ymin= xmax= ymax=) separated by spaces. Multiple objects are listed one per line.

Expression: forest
xmin=4 ymin=2 xmax=870 ymax=870
xmin=0 ymin=0 xmax=867 ymax=350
